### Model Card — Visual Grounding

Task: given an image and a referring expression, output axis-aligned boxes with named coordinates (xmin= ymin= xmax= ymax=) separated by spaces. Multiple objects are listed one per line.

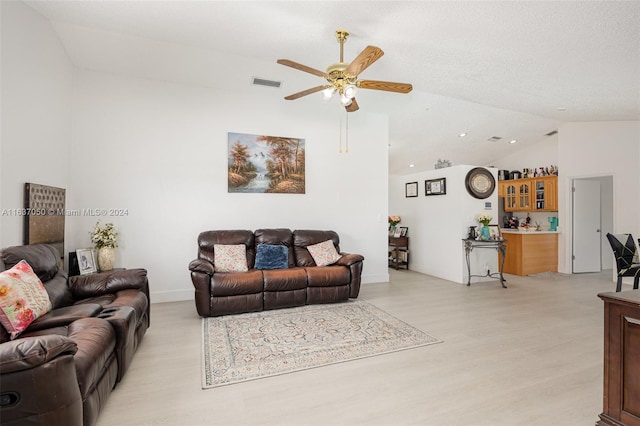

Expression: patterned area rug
xmin=201 ymin=300 xmax=442 ymax=388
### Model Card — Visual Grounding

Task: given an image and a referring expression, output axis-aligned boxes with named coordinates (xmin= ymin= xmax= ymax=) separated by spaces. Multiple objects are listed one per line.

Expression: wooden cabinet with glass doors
xmin=498 ymin=175 xmax=557 ymax=212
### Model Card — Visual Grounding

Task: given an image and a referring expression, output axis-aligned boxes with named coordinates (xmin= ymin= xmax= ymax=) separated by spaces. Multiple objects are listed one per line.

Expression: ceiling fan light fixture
xmin=323 ymin=87 xmax=336 ymax=101
xmin=344 ymin=84 xmax=357 ymax=99
xmin=340 ymin=93 xmax=352 ymax=106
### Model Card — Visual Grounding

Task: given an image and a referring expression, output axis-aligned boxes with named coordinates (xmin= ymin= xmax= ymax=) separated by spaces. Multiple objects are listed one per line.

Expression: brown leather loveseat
xmin=0 ymin=244 xmax=150 ymax=426
xmin=189 ymin=229 xmax=364 ymax=317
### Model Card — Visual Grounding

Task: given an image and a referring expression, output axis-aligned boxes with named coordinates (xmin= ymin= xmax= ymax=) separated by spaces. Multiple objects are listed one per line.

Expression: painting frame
xmin=76 ymin=248 xmax=97 ymax=275
xmin=227 ymin=132 xmax=305 ymax=194
xmin=405 ymin=182 xmax=418 ymax=198
xmin=399 ymin=227 xmax=408 ymax=237
xmin=425 ymin=178 xmax=446 ymax=196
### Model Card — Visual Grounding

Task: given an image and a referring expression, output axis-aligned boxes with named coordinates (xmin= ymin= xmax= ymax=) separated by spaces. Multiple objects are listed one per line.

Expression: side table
xmin=389 ymin=236 xmax=409 ymax=270
xmin=462 ymin=238 xmax=507 ymax=288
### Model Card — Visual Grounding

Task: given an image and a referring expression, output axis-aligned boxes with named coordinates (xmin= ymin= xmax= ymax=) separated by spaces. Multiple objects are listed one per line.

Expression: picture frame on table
xmin=405 ymin=182 xmax=418 ymax=197
xmin=399 ymin=227 xmax=408 ymax=237
xmin=487 ymin=225 xmax=502 ymax=240
xmin=425 ymin=178 xmax=446 ymax=196
xmin=393 ymin=228 xmax=403 ymax=237
xmin=76 ymin=248 xmax=97 ymax=275
xmin=388 ymin=227 xmax=396 ymax=237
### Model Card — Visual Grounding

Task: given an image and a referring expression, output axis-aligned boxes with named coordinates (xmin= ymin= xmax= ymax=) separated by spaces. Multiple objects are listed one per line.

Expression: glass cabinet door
xmin=506 ymin=184 xmax=517 ymax=210
xmin=535 ymin=180 xmax=545 ymax=209
xmin=518 ymin=183 xmax=530 ymax=210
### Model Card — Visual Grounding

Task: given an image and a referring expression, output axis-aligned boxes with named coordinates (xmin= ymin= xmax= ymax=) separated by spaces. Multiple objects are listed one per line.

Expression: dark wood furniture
xmin=389 ymin=236 xmax=409 ymax=270
xmin=597 ymin=290 xmax=640 ymax=426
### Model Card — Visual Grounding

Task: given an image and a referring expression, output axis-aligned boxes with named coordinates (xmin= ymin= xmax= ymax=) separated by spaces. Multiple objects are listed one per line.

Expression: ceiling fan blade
xmin=344 ymin=46 xmax=384 ymax=77
xmin=277 ymin=59 xmax=326 ymax=78
xmin=357 ymin=80 xmax=413 ymax=94
xmin=284 ymin=85 xmax=327 ymax=100
xmin=345 ymin=98 xmax=359 ymax=112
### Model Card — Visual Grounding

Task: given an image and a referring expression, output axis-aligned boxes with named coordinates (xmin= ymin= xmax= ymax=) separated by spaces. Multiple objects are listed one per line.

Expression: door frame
xmin=568 ymin=174 xmax=614 ymax=274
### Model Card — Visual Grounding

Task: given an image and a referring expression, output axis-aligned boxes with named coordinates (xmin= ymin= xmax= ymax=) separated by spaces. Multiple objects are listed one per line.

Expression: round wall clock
xmin=465 ymin=167 xmax=496 ymax=199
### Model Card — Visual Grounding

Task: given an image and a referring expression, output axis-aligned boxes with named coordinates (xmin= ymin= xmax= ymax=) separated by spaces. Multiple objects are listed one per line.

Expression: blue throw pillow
xmin=254 ymin=244 xmax=289 ymax=270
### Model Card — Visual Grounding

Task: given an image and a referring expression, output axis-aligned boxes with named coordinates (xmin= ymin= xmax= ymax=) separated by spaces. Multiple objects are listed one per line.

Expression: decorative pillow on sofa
xmin=0 ymin=260 xmax=53 ymax=339
xmin=213 ymin=244 xmax=249 ymax=273
xmin=254 ymin=244 xmax=288 ymax=270
xmin=306 ymin=240 xmax=342 ymax=267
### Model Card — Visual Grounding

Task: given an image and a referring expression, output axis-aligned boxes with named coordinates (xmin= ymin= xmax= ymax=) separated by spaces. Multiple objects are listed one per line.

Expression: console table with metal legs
xmin=462 ymin=239 xmax=507 ymax=288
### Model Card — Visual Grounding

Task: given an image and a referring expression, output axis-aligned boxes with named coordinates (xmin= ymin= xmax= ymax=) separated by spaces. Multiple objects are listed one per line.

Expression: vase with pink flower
xmin=388 ymin=215 xmax=401 ymax=229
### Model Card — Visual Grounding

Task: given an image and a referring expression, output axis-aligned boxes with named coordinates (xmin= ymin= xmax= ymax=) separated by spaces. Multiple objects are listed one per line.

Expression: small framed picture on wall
xmin=405 ymin=182 xmax=418 ymax=197
xmin=425 ymin=178 xmax=446 ymax=196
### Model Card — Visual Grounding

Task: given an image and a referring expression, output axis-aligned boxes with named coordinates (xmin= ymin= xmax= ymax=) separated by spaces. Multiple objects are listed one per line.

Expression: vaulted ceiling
xmin=25 ymin=1 xmax=640 ymax=175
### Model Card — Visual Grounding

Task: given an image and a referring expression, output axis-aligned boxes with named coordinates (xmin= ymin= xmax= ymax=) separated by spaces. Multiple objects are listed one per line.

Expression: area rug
xmin=201 ymin=300 xmax=442 ymax=388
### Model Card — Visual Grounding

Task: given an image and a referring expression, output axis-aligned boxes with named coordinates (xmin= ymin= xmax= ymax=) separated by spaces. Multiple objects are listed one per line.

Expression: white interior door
xmin=572 ymin=179 xmax=601 ymax=273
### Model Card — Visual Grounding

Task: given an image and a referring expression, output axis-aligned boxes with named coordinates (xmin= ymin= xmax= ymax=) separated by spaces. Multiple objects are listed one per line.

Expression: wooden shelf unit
xmin=498 ymin=175 xmax=558 ymax=212
xmin=389 ymin=236 xmax=409 ymax=270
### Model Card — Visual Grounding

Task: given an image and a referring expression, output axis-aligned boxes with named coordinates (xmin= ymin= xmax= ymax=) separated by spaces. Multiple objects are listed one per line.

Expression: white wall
xmin=558 ymin=121 xmax=640 ymax=281
xmin=1 ymin=2 xmax=391 ymax=302
xmin=491 ymin=133 xmax=558 ymax=172
xmin=67 ymin=70 xmax=390 ymax=301
xmin=0 ymin=1 xmax=74 ymax=247
xmin=390 ymin=165 xmax=499 ymax=284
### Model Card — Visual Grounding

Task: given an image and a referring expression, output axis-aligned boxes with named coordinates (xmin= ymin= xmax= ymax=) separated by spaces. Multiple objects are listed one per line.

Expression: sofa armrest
xmin=336 ymin=253 xmax=364 ymax=267
xmin=189 ymin=259 xmax=215 ymax=276
xmin=0 ymin=335 xmax=77 ymax=374
xmin=68 ymin=268 xmax=148 ymax=299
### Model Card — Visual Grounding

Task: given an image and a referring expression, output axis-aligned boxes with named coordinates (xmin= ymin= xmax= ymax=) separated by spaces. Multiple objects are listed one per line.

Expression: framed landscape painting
xmin=228 ymin=132 xmax=305 ymax=194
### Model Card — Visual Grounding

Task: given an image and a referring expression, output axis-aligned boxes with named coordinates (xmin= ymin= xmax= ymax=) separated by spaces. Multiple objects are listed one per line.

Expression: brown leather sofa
xmin=0 ymin=244 xmax=150 ymax=426
xmin=189 ymin=229 xmax=364 ymax=317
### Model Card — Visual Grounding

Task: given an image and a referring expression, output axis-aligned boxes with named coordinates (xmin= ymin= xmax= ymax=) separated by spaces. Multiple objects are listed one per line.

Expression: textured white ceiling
xmin=24 ymin=1 xmax=640 ymax=174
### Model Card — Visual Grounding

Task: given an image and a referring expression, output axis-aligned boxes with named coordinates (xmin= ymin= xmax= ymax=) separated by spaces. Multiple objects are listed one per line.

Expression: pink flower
xmin=17 ymin=308 xmax=35 ymax=328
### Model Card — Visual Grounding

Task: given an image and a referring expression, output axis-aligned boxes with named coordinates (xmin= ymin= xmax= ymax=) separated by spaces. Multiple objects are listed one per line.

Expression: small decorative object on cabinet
xmin=76 ymin=248 xmax=97 ymax=275
xmin=597 ymin=291 xmax=640 ymax=426
xmin=389 ymin=235 xmax=409 ymax=270
xmin=98 ymin=247 xmax=115 ymax=271
xmin=90 ymin=221 xmax=118 ymax=271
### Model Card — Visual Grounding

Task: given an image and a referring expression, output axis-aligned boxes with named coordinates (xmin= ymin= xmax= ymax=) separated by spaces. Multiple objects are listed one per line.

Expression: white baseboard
xmin=361 ymin=273 xmax=389 ymax=284
xmin=151 ymin=289 xmax=193 ymax=304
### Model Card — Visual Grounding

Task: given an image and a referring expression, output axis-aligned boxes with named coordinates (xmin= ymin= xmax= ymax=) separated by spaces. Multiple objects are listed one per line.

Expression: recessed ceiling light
xmin=509 ymin=140 xmax=517 ymax=144
xmin=557 ymin=107 xmax=566 ymax=111
xmin=409 ymin=164 xmax=415 ymax=168
xmin=458 ymin=133 xmax=467 ymax=137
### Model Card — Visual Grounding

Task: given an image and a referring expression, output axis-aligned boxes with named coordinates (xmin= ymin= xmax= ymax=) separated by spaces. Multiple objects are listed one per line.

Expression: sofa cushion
xmin=255 ymin=244 xmax=289 ymax=270
xmin=213 ymin=244 xmax=249 ymax=272
xmin=1 ymin=244 xmax=60 ymax=282
xmin=305 ymin=265 xmax=350 ymax=287
xmin=254 ymin=229 xmax=294 ymax=267
xmin=211 ymin=270 xmax=263 ymax=296
xmin=306 ymin=240 xmax=341 ymax=266
xmin=263 ymin=267 xmax=308 ymax=291
xmin=0 ymin=261 xmax=53 ymax=339
xmin=198 ymin=230 xmax=255 ymax=268
xmin=293 ymin=230 xmax=341 ymax=267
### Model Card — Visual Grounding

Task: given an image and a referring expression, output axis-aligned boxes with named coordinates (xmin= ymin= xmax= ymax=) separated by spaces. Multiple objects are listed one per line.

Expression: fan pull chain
xmin=345 ymin=111 xmax=349 ymax=153
xmin=339 ymin=113 xmax=343 ymax=153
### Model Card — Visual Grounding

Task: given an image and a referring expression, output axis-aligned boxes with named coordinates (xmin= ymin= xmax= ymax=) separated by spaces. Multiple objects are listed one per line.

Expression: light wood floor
xmin=96 ymin=269 xmax=621 ymax=426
